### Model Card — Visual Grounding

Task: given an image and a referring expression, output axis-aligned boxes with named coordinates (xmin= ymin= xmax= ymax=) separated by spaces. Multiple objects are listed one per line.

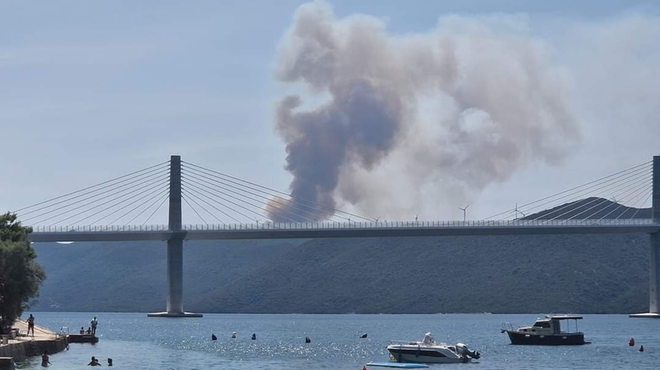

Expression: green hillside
xmin=30 ymin=233 xmax=650 ymax=314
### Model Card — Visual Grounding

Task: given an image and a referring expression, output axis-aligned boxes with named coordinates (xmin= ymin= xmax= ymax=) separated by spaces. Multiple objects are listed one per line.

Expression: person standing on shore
xmin=27 ymin=314 xmax=35 ymax=337
xmin=90 ymin=316 xmax=98 ymax=335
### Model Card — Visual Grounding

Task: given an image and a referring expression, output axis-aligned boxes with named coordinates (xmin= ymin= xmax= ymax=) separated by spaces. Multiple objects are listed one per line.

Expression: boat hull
xmin=387 ymin=347 xmax=470 ymax=364
xmin=366 ymin=362 xmax=429 ymax=369
xmin=505 ymin=331 xmax=585 ymax=345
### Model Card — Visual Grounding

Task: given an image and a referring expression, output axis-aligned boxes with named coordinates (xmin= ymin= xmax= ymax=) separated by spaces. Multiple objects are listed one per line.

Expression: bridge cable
xmin=181 ymin=193 xmax=208 ymax=225
xmin=142 ymin=192 xmax=170 ymax=226
xmin=629 ymin=190 xmax=653 ymax=220
xmin=601 ymin=183 xmax=651 ymax=220
xmin=109 ymin=185 xmax=171 ymax=225
xmin=540 ymin=170 xmax=651 ymax=221
xmin=619 ymin=186 xmax=654 ymax=220
xmin=182 ymin=190 xmax=227 ymax=225
xmin=38 ymin=174 xmax=168 ymax=226
xmin=62 ymin=182 xmax=170 ymax=226
xmin=181 ymin=182 xmax=227 ymax=225
xmin=182 ymin=186 xmax=242 ymax=224
xmin=183 ymin=161 xmax=373 ymax=222
xmin=484 ymin=160 xmax=651 ymax=220
xmin=487 ymin=161 xmax=652 ymax=220
xmin=182 ymin=163 xmax=337 ymax=223
xmin=182 ymin=176 xmax=269 ymax=223
xmin=18 ymin=163 xmax=169 ymax=219
xmin=14 ymin=161 xmax=168 ymax=213
xmin=596 ymin=175 xmax=653 ymax=220
xmin=182 ymin=169 xmax=305 ymax=223
xmin=182 ymin=175 xmax=252 ymax=224
xmin=182 ymin=165 xmax=321 ymax=222
xmin=25 ymin=172 xmax=168 ymax=225
xmin=543 ymin=171 xmax=651 ymax=220
xmin=524 ymin=163 xmax=651 ymax=220
xmin=124 ymin=187 xmax=170 ymax=225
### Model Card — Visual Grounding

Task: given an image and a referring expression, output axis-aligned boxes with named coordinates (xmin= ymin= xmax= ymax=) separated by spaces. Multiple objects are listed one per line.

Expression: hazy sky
xmin=1 ymin=0 xmax=659 ymax=225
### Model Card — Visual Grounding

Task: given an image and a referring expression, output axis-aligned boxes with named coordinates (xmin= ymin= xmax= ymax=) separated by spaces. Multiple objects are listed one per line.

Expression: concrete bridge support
xmin=631 ymin=155 xmax=660 ymax=318
xmin=148 ymin=155 xmax=201 ymax=317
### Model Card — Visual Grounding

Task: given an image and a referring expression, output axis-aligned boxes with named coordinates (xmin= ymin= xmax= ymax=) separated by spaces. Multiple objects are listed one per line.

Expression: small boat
xmin=501 ymin=315 xmax=587 ymax=345
xmin=386 ymin=333 xmax=480 ymax=364
xmin=366 ymin=362 xmax=429 ymax=368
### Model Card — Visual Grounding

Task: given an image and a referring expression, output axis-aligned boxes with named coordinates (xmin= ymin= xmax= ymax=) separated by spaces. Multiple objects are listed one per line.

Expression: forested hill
xmin=523 ymin=197 xmax=652 ymax=220
xmin=30 ymin=199 xmax=652 ymax=314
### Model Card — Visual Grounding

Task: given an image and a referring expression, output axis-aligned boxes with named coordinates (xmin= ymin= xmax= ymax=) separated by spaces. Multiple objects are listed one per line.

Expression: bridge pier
xmin=148 ymin=155 xmax=201 ymax=318
xmin=630 ymin=233 xmax=660 ymax=318
xmin=630 ymin=156 xmax=660 ymax=318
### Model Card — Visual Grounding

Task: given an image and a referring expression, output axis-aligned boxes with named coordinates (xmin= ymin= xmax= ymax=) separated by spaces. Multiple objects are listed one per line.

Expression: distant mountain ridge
xmin=523 ymin=197 xmax=651 ymax=220
xmin=29 ymin=199 xmax=652 ymax=314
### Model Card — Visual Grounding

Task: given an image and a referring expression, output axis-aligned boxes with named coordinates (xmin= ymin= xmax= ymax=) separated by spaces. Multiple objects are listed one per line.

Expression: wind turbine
xmin=513 ymin=203 xmax=526 ymax=220
xmin=458 ymin=205 xmax=469 ymax=222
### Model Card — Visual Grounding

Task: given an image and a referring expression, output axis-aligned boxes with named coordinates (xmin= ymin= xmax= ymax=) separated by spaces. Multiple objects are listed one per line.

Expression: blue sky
xmin=1 ymin=0 xmax=659 ymax=225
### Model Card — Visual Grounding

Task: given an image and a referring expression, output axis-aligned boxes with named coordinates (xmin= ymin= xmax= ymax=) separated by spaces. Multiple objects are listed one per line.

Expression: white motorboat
xmin=386 ymin=333 xmax=481 ymax=364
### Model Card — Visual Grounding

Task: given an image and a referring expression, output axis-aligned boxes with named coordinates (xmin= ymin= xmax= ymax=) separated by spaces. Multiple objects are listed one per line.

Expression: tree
xmin=0 ymin=212 xmax=45 ymax=334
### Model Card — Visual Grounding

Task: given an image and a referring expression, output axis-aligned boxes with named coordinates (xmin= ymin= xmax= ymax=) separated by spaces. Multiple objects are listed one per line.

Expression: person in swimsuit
xmin=27 ymin=314 xmax=35 ymax=337
xmin=87 ymin=356 xmax=101 ymax=366
xmin=41 ymin=351 xmax=51 ymax=367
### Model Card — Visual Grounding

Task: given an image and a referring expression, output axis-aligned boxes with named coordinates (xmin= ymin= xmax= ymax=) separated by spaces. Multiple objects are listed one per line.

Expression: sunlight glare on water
xmin=14 ymin=313 xmax=660 ymax=370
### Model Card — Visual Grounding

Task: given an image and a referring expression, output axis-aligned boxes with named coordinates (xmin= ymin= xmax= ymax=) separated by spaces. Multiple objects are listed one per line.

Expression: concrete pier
xmin=0 ymin=357 xmax=14 ymax=370
xmin=0 ymin=320 xmax=68 ymax=362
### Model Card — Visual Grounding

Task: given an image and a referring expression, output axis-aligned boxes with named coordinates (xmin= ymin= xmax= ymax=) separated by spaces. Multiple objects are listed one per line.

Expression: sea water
xmin=15 ymin=313 xmax=660 ymax=369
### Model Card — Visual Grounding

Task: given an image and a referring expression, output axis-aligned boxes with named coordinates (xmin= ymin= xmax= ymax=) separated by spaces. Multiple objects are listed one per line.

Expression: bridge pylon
xmin=630 ymin=155 xmax=660 ymax=318
xmin=147 ymin=155 xmax=202 ymax=318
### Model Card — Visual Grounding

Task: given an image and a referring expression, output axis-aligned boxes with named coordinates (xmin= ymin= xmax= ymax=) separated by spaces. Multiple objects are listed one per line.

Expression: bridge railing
xmin=181 ymin=218 xmax=657 ymax=230
xmin=30 ymin=218 xmax=658 ymax=233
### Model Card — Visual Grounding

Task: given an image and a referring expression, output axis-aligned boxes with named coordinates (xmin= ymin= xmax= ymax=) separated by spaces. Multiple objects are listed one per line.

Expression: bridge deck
xmin=28 ymin=219 xmax=660 ymax=242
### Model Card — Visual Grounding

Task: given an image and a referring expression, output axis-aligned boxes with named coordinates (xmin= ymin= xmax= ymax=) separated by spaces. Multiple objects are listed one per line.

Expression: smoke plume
xmin=269 ymin=1 xmax=580 ymax=222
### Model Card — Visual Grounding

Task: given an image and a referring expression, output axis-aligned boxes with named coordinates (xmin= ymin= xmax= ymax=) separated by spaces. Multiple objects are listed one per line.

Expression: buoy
xmin=211 ymin=334 xmax=217 ymax=341
xmin=251 ymin=333 xmax=257 ymax=340
xmin=231 ymin=332 xmax=236 ymax=339
xmin=360 ymin=333 xmax=368 ymax=339
xmin=629 ymin=337 xmax=635 ymax=346
xmin=639 ymin=345 xmax=644 ymax=352
xmin=305 ymin=336 xmax=311 ymax=343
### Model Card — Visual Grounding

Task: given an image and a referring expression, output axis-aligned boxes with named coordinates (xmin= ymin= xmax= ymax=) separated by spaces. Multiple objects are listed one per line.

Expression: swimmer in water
xmin=41 ymin=351 xmax=51 ymax=367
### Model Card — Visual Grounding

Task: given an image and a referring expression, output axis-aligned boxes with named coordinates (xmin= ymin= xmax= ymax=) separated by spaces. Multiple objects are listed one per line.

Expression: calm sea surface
xmin=14 ymin=312 xmax=659 ymax=369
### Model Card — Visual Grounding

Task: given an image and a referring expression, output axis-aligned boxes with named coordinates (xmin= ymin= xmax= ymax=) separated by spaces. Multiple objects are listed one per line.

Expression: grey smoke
xmin=269 ymin=1 xmax=580 ymax=222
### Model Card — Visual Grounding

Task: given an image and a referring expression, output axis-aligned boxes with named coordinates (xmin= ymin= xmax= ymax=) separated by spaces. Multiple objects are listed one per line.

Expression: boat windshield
xmin=533 ymin=321 xmax=551 ymax=328
xmin=555 ymin=318 xmax=581 ymax=333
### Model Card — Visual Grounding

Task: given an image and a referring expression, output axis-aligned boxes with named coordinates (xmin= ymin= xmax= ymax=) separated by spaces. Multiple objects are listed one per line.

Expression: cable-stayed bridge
xmin=15 ymin=155 xmax=660 ymax=318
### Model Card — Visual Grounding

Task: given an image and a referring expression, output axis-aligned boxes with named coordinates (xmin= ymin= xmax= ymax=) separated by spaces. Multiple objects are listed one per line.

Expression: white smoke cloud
xmin=270 ymin=1 xmax=581 ymax=221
